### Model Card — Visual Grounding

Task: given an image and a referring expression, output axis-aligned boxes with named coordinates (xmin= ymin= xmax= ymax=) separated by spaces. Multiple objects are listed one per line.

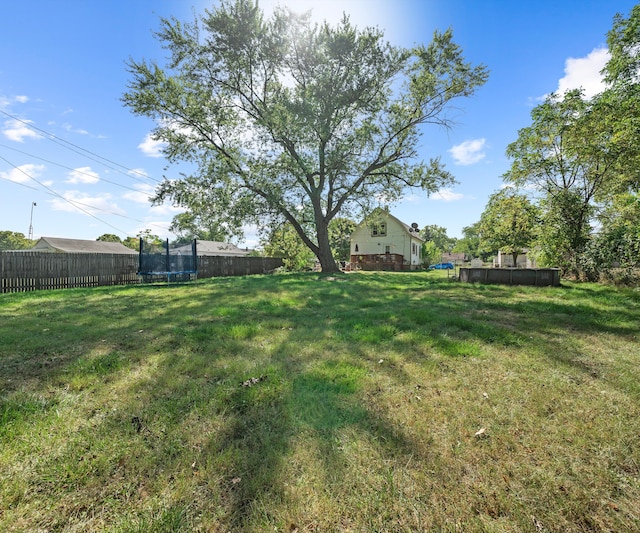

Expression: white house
xmin=350 ymin=212 xmax=423 ymax=270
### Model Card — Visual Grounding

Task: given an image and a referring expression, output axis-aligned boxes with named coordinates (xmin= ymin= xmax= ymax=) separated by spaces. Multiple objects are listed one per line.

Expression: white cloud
xmin=431 ymin=188 xmax=464 ymax=202
xmin=402 ymin=193 xmax=422 ymax=203
xmin=127 ymin=167 xmax=150 ymax=179
xmin=0 ymin=163 xmax=45 ymax=184
xmin=123 ymin=183 xmax=156 ymax=204
xmin=0 ymin=95 xmax=29 ymax=109
xmin=50 ymin=191 xmax=126 ymax=216
xmin=138 ymin=133 xmax=166 ymax=157
xmin=555 ymin=47 xmax=609 ymax=99
xmin=2 ymin=119 xmax=41 ymax=142
xmin=62 ymin=123 xmax=89 ymax=135
xmin=448 ymin=138 xmax=486 ymax=166
xmin=65 ymin=166 xmax=100 ymax=184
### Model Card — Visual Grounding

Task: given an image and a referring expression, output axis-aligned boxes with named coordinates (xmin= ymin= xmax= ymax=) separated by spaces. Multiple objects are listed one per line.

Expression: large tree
xmin=504 ymin=5 xmax=640 ymax=278
xmin=478 ymin=189 xmax=540 ymax=267
xmin=123 ymin=0 xmax=488 ymax=272
xmin=604 ymin=4 xmax=640 ymax=88
xmin=504 ymin=90 xmax=616 ymax=276
xmin=600 ymin=4 xmax=640 ymax=195
xmin=157 ymin=176 xmax=249 ymax=244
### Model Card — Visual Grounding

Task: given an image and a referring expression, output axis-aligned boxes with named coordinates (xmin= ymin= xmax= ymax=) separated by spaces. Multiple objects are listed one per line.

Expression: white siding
xmin=350 ymin=214 xmax=422 ymax=266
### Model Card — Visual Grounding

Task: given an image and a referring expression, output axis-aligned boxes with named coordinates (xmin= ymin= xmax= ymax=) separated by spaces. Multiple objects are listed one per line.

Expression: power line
xmin=0 ymin=154 xmax=174 ymax=236
xmin=0 ymin=174 xmax=40 ymax=191
xmin=0 ymin=170 xmax=174 ymax=235
xmin=0 ymin=109 xmax=162 ymax=185
xmin=0 ymin=142 xmax=149 ymax=194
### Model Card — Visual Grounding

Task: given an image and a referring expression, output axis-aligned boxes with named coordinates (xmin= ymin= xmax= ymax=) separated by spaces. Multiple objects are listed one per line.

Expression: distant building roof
xmin=442 ymin=252 xmax=466 ymax=262
xmin=32 ymin=237 xmax=137 ymax=254
xmin=172 ymin=240 xmax=251 ymax=257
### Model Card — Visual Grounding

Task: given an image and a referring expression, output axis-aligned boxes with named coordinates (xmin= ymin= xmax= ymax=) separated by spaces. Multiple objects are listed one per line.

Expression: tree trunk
xmin=315 ymin=218 xmax=340 ymax=273
xmin=512 ymin=251 xmax=519 ymax=268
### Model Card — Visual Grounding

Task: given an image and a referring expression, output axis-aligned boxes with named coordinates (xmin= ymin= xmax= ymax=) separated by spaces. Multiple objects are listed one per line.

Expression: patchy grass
xmin=1 ymin=272 xmax=639 ymax=532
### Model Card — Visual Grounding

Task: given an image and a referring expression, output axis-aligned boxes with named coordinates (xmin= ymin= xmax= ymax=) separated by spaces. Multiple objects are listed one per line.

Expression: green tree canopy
xmin=122 ymin=230 xmax=163 ymax=251
xmin=261 ymin=222 xmax=314 ymax=271
xmin=123 ymin=0 xmax=488 ymax=272
xmin=421 ymin=240 xmax=440 ymax=267
xmin=328 ymin=217 xmax=356 ymax=263
xmin=502 ymin=4 xmax=640 ymax=279
xmin=420 ymin=224 xmax=456 ymax=253
xmin=478 ymin=189 xmax=540 ymax=267
xmin=122 ymin=237 xmax=139 ymax=250
xmin=0 ymin=231 xmax=33 ymax=251
xmin=96 ymin=233 xmax=123 ymax=243
xmin=452 ymin=221 xmax=487 ymax=260
xmin=586 ymin=192 xmax=640 ymax=278
xmin=169 ymin=211 xmax=238 ymax=245
xmin=603 ymin=4 xmax=640 ymax=87
xmin=504 ymin=90 xmax=617 ymax=276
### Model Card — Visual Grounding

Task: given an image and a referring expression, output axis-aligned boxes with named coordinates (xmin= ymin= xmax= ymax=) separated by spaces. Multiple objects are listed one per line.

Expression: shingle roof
xmin=32 ymin=237 xmax=138 ymax=254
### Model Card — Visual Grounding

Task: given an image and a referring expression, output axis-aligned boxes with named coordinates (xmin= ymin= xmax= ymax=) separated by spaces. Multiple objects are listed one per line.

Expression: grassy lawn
xmin=1 ymin=271 xmax=639 ymax=532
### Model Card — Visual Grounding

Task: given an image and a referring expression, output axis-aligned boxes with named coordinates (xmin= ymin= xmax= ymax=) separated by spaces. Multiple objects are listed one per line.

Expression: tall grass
xmin=1 ymin=272 xmax=639 ymax=531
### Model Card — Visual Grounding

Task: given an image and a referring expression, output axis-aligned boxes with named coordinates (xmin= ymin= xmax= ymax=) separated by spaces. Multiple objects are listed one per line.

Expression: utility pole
xmin=28 ymin=202 xmax=36 ymax=240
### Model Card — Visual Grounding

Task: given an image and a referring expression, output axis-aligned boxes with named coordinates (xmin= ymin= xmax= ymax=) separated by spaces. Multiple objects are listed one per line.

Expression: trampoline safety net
xmin=138 ymin=238 xmax=198 ymax=283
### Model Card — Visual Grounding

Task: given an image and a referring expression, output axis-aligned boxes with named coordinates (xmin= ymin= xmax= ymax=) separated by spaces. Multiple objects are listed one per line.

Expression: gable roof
xmin=32 ymin=237 xmax=137 ymax=254
xmin=173 ymin=240 xmax=251 ymax=256
xmin=356 ymin=210 xmax=424 ymax=242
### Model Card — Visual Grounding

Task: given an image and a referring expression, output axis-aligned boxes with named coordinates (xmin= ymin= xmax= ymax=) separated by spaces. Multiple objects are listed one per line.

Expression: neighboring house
xmin=350 ymin=212 xmax=423 ymax=270
xmin=441 ymin=252 xmax=467 ymax=264
xmin=172 ymin=240 xmax=251 ymax=257
xmin=31 ymin=237 xmax=137 ymax=254
xmin=494 ymin=249 xmax=535 ymax=268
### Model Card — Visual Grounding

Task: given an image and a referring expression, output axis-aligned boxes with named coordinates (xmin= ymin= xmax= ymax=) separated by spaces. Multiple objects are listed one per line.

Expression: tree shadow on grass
xmin=202 ymin=358 xmax=423 ymax=530
xmin=3 ymin=273 xmax=640 ymax=530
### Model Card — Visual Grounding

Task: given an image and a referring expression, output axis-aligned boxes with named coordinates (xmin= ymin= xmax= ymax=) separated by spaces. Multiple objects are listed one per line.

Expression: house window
xmin=354 ymin=244 xmax=359 ymax=252
xmin=371 ymin=223 xmax=387 ymax=237
xmin=385 ymin=245 xmax=391 ymax=254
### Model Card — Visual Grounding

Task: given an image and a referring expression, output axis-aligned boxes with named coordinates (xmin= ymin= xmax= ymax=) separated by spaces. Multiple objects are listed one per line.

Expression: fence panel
xmin=1 ymin=252 xmax=139 ymax=293
xmin=1 ymin=251 xmax=284 ymax=293
xmin=197 ymin=256 xmax=283 ymax=278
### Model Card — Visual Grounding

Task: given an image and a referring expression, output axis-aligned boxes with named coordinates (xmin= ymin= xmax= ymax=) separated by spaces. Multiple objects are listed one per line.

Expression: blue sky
xmin=1 ymin=0 xmax=637 ymax=246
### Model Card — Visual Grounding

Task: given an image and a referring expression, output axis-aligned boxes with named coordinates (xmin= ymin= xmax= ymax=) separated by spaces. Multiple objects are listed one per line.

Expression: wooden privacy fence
xmin=1 ymin=251 xmax=284 ymax=293
xmin=1 ymin=252 xmax=139 ymax=293
xmin=198 ymin=256 xmax=283 ymax=278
